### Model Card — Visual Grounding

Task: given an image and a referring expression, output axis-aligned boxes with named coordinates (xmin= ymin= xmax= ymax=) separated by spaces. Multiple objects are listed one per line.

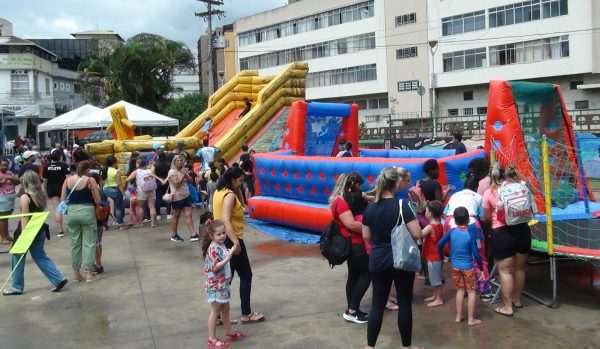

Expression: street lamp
xmin=429 ymin=40 xmax=438 ymax=138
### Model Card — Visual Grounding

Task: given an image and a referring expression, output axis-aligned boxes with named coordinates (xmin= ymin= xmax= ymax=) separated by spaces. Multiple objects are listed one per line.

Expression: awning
xmin=577 ymin=83 xmax=600 ymax=90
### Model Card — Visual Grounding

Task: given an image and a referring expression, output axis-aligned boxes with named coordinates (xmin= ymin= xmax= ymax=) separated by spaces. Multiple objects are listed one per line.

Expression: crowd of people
xmin=329 ymin=158 xmax=533 ymax=349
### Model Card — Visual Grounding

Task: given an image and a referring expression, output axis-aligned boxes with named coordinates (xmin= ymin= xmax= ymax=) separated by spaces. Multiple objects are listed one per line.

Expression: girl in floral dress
xmin=202 ymin=220 xmax=245 ymax=348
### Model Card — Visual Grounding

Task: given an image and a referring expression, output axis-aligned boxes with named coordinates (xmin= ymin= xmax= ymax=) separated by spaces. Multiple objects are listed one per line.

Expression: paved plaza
xmin=1 ymin=207 xmax=599 ymax=349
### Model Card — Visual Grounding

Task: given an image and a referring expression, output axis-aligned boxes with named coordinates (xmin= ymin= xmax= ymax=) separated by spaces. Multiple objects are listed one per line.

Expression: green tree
xmin=154 ymin=92 xmax=208 ymax=136
xmin=79 ymin=33 xmax=195 ymax=113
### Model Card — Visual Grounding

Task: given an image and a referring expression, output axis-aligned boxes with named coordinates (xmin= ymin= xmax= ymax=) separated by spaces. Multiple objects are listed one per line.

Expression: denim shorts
xmin=171 ymin=196 xmax=191 ymax=209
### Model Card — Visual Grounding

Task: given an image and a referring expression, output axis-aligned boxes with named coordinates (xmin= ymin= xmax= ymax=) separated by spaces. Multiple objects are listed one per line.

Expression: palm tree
xmin=79 ymin=33 xmax=195 ymax=112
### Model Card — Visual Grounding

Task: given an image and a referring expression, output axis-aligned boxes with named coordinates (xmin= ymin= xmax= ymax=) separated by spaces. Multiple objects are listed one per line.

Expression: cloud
xmin=53 ymin=19 xmax=80 ymax=32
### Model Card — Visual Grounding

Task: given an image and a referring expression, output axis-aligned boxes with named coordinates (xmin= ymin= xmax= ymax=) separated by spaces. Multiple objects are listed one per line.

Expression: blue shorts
xmin=171 ymin=196 xmax=191 ymax=209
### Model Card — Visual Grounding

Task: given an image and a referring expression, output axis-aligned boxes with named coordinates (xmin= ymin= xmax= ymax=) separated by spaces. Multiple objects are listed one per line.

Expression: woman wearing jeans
xmin=362 ymin=167 xmax=423 ymax=349
xmin=213 ymin=167 xmax=264 ymax=323
xmin=102 ymin=156 xmax=126 ymax=230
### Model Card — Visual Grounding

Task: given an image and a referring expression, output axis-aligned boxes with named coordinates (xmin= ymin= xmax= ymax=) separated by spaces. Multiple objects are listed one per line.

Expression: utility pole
xmin=195 ymin=0 xmax=225 ymax=96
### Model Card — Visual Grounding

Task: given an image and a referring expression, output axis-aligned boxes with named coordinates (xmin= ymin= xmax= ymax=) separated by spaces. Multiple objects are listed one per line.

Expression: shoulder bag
xmin=56 ymin=176 xmax=84 ymax=215
xmin=391 ymin=199 xmax=422 ymax=272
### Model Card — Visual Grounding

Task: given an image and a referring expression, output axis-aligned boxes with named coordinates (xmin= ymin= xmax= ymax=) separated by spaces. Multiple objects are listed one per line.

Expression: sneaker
xmin=356 ymin=309 xmax=369 ymax=318
xmin=156 ymin=215 xmax=161 ymax=221
xmin=190 ymin=234 xmax=200 ymax=242
xmin=480 ymin=293 xmax=494 ymax=303
xmin=57 ymin=232 xmax=65 ymax=238
xmin=143 ymin=218 xmax=151 ymax=223
xmin=167 ymin=215 xmax=173 ymax=220
xmin=170 ymin=234 xmax=184 ymax=243
xmin=343 ymin=310 xmax=368 ymax=324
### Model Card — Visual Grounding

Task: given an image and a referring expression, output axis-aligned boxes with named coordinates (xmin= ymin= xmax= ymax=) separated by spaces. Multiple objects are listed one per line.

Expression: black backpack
xmin=341 ymin=151 xmax=352 ymax=157
xmin=319 ymin=220 xmax=351 ymax=268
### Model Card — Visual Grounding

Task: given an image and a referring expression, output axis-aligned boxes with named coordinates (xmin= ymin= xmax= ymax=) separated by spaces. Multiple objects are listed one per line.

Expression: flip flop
xmin=386 ymin=301 xmax=399 ymax=311
xmin=225 ymin=330 xmax=246 ymax=341
xmin=240 ymin=312 xmax=265 ymax=324
xmin=512 ymin=302 xmax=524 ymax=309
xmin=494 ymin=307 xmax=514 ymax=317
xmin=3 ymin=289 xmax=23 ymax=296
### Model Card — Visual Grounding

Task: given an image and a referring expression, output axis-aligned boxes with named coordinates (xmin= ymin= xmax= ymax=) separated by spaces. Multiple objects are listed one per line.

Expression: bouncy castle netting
xmin=486 ymin=81 xmax=600 ymax=263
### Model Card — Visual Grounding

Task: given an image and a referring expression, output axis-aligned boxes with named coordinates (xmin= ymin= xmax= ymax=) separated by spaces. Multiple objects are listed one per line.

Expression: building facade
xmin=0 ymin=34 xmax=57 ymax=146
xmin=198 ymin=25 xmax=234 ymax=96
xmin=428 ymin=0 xmax=600 ymax=114
xmin=234 ymin=0 xmax=599 ymax=130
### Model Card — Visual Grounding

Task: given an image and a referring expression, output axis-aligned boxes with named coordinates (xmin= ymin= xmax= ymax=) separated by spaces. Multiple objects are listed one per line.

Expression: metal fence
xmin=360 ymin=109 xmax=600 ymax=139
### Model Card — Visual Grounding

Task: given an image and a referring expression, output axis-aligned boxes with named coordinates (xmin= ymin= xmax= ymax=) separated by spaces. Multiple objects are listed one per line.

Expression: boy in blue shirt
xmin=438 ymin=207 xmax=484 ymax=326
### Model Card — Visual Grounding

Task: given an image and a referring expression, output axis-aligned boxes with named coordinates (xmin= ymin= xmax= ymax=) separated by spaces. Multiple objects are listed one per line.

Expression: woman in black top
xmin=362 ymin=167 xmax=423 ymax=349
xmin=43 ymin=149 xmax=70 ymax=238
xmin=154 ymin=152 xmax=172 ymax=220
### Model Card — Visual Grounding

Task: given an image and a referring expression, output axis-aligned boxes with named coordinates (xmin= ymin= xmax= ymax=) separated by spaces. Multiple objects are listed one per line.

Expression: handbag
xmin=162 ymin=185 xmax=174 ymax=203
xmin=391 ymin=199 xmax=422 ymax=272
xmin=57 ymin=176 xmax=84 ymax=215
xmin=95 ymin=204 xmax=108 ymax=220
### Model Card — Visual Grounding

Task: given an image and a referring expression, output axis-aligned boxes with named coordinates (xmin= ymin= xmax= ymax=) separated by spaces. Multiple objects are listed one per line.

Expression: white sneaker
xmin=156 ymin=215 xmax=162 ymax=221
xmin=167 ymin=215 xmax=173 ymax=220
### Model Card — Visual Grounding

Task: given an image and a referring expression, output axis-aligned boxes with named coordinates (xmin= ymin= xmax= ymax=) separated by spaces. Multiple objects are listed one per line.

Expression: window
xmin=53 ymin=82 xmax=58 ymax=89
xmin=59 ymin=82 xmax=65 ymax=90
xmin=477 ymin=107 xmax=488 ymax=115
xmin=378 ymin=98 xmax=389 ymax=109
xmin=442 ymin=11 xmax=485 ymax=36
xmin=395 ymin=13 xmax=416 ymax=27
xmin=464 ymin=108 xmax=474 ymax=115
xmin=66 ymin=83 xmax=70 ymax=91
xmin=570 ymin=80 xmax=583 ymax=90
xmin=238 ymin=1 xmax=374 ymax=47
xmin=574 ymin=100 xmax=589 ymax=109
xmin=356 ymin=100 xmax=367 ymax=109
xmin=306 ymin=64 xmax=377 ymax=88
xmin=490 ymin=35 xmax=569 ymax=66
xmin=396 ymin=46 xmax=418 ymax=60
xmin=369 ymin=99 xmax=379 ymax=109
xmin=45 ymin=78 xmax=50 ymax=95
xmin=11 ymin=70 xmax=29 ymax=95
xmin=442 ymin=48 xmax=486 ymax=72
xmin=398 ymin=80 xmax=419 ymax=92
xmin=74 ymin=83 xmax=81 ymax=94
xmin=464 ymin=91 xmax=474 ymax=101
xmin=448 ymin=109 xmax=459 ymax=116
xmin=490 ymin=0 xmax=568 ymax=28
xmin=239 ymin=33 xmax=375 ymax=70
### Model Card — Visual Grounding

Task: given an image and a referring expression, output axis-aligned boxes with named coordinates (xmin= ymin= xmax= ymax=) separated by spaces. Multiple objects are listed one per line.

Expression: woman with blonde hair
xmin=362 ymin=167 xmax=423 ymax=349
xmin=3 ymin=170 xmax=67 ymax=295
xmin=168 ymin=154 xmax=198 ymax=242
xmin=482 ymin=163 xmax=532 ymax=317
xmin=62 ymin=161 xmax=101 ymax=283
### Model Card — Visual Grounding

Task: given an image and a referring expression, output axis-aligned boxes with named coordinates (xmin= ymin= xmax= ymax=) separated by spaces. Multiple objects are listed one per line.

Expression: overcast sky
xmin=4 ymin=0 xmax=286 ymax=53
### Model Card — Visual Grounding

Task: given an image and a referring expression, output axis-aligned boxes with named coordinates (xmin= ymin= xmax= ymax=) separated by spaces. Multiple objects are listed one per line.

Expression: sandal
xmin=3 ymin=289 xmax=23 ymax=296
xmin=240 ymin=312 xmax=264 ymax=324
xmin=225 ymin=330 xmax=246 ymax=341
xmin=494 ymin=306 xmax=514 ymax=317
xmin=217 ymin=318 xmax=239 ymax=326
xmin=512 ymin=302 xmax=524 ymax=309
xmin=386 ymin=301 xmax=399 ymax=311
xmin=207 ymin=339 xmax=230 ymax=348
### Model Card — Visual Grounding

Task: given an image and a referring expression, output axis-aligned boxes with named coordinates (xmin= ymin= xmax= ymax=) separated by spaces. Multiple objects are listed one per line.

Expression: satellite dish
xmin=417 ymin=85 xmax=426 ymax=96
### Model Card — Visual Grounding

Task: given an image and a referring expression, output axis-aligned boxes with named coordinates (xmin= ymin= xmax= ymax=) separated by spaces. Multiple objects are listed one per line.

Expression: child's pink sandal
xmin=226 ymin=330 xmax=246 ymax=341
xmin=207 ymin=338 xmax=230 ymax=348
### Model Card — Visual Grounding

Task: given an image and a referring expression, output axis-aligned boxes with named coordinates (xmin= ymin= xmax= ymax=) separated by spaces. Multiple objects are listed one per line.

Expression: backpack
xmin=140 ymin=171 xmax=157 ymax=192
xmin=319 ymin=220 xmax=351 ymax=269
xmin=408 ymin=180 xmax=427 ymax=214
xmin=341 ymin=151 xmax=352 ymax=157
xmin=499 ymin=181 xmax=534 ymax=226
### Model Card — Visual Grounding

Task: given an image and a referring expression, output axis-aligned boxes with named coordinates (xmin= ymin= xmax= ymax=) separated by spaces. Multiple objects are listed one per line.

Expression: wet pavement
xmin=1 ymin=207 xmax=599 ymax=349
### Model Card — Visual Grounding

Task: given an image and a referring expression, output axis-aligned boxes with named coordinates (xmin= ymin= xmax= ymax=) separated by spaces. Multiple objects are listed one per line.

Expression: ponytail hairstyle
xmin=505 ymin=165 xmax=519 ymax=181
xmin=103 ymin=155 xmax=117 ymax=181
xmin=490 ymin=162 xmax=505 ymax=189
xmin=216 ymin=167 xmax=245 ymax=191
xmin=201 ymin=219 xmax=225 ymax=258
xmin=374 ymin=167 xmax=408 ymax=202
xmin=329 ymin=173 xmax=349 ymax=204
xmin=344 ymin=172 xmax=364 ymax=193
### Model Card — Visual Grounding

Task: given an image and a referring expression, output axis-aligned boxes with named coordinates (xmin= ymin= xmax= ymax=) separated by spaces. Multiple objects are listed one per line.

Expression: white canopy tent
xmin=67 ymin=101 xmax=179 ymax=129
xmin=37 ymin=104 xmax=101 ymax=132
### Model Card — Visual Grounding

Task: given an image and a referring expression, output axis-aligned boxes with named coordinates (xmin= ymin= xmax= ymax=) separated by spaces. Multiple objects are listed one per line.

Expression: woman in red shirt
xmin=330 ymin=172 xmax=371 ymax=324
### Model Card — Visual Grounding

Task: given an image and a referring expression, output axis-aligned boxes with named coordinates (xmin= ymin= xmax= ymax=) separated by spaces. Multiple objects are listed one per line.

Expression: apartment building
xmin=234 ymin=0 xmax=432 ymax=127
xmin=428 ymin=0 xmax=600 ymax=115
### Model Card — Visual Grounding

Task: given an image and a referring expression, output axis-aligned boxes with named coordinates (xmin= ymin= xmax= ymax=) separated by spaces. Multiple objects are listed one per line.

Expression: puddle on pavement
xmin=253 ymin=240 xmax=320 ymax=258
